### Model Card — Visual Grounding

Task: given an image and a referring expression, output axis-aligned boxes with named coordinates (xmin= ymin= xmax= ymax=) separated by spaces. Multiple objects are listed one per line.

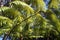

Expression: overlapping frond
xmin=46 ymin=9 xmax=60 ymax=32
xmin=10 ymin=1 xmax=34 ymax=18
xmin=49 ymin=0 xmax=59 ymax=9
xmin=0 ymin=7 xmax=22 ymax=19
xmin=30 ymin=0 xmax=46 ymax=12
xmin=0 ymin=16 xmax=13 ymax=35
xmin=0 ymin=0 xmax=60 ymax=40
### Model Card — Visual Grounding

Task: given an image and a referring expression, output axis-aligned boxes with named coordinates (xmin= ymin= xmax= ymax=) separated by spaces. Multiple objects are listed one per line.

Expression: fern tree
xmin=0 ymin=0 xmax=60 ymax=40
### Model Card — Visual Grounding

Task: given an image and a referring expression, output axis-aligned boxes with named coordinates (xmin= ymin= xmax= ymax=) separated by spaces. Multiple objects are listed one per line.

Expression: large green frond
xmin=49 ymin=0 xmax=59 ymax=9
xmin=10 ymin=1 xmax=34 ymax=18
xmin=30 ymin=0 xmax=46 ymax=12
xmin=0 ymin=7 xmax=22 ymax=19
xmin=46 ymin=9 xmax=60 ymax=32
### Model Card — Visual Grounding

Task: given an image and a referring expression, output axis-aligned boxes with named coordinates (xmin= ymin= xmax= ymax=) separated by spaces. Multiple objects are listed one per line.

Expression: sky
xmin=0 ymin=37 xmax=2 ymax=40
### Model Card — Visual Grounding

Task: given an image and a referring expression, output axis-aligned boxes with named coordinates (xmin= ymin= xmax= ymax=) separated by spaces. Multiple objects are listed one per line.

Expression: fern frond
xmin=49 ymin=0 xmax=59 ymax=9
xmin=0 ymin=7 xmax=22 ymax=19
xmin=30 ymin=0 xmax=46 ymax=12
xmin=0 ymin=16 xmax=13 ymax=35
xmin=10 ymin=1 xmax=34 ymax=18
xmin=46 ymin=9 xmax=60 ymax=32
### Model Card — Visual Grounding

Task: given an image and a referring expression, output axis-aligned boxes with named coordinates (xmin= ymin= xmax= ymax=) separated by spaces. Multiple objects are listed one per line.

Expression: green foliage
xmin=0 ymin=7 xmax=21 ymax=19
xmin=30 ymin=0 xmax=46 ymax=12
xmin=49 ymin=0 xmax=59 ymax=9
xmin=0 ymin=16 xmax=13 ymax=35
xmin=0 ymin=0 xmax=60 ymax=40
xmin=10 ymin=1 xmax=34 ymax=18
xmin=46 ymin=9 xmax=60 ymax=32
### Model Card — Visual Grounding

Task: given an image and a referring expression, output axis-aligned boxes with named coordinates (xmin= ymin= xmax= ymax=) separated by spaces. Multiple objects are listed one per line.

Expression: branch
xmin=2 ymin=10 xmax=40 ymax=40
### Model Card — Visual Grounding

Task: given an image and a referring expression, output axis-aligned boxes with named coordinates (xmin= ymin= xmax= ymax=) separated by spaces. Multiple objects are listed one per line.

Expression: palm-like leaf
xmin=10 ymin=1 xmax=34 ymax=18
xmin=0 ymin=16 xmax=13 ymax=35
xmin=30 ymin=0 xmax=46 ymax=12
xmin=46 ymin=9 xmax=60 ymax=32
xmin=48 ymin=0 xmax=59 ymax=9
xmin=0 ymin=7 xmax=22 ymax=19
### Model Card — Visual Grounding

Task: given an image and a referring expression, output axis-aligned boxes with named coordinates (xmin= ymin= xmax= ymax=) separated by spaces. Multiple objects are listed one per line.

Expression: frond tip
xmin=0 ymin=7 xmax=21 ymax=19
xmin=10 ymin=1 xmax=34 ymax=17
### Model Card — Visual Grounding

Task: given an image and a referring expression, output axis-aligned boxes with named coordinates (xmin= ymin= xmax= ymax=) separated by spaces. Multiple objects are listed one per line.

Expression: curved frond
xmin=10 ymin=1 xmax=34 ymax=18
xmin=0 ymin=16 xmax=13 ymax=35
xmin=0 ymin=7 xmax=22 ymax=19
xmin=30 ymin=0 xmax=46 ymax=12
xmin=46 ymin=9 xmax=60 ymax=32
xmin=49 ymin=0 xmax=59 ymax=9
